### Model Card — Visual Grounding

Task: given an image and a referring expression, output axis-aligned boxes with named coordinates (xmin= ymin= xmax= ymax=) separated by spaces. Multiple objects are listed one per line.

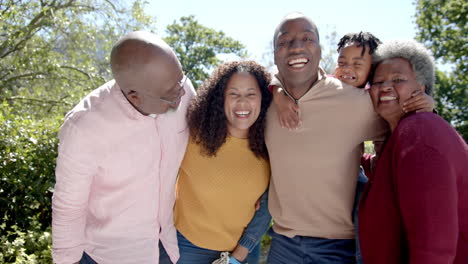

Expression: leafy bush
xmin=0 ymin=101 xmax=60 ymax=262
xmin=0 ymin=222 xmax=52 ymax=263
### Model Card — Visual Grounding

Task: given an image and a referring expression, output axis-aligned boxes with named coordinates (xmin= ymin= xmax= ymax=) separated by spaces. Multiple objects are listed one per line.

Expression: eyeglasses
xmin=159 ymin=75 xmax=187 ymax=105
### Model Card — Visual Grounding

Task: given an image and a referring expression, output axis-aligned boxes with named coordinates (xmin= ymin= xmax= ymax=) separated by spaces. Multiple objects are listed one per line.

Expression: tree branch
xmin=103 ymin=0 xmax=118 ymax=12
xmin=1 ymin=2 xmax=11 ymax=16
xmin=59 ymin=65 xmax=92 ymax=78
xmin=1 ymin=71 xmax=49 ymax=84
xmin=0 ymin=1 xmax=98 ymax=59
xmin=0 ymin=7 xmax=50 ymax=59
xmin=1 ymin=64 xmax=92 ymax=87
xmin=2 ymin=96 xmax=73 ymax=106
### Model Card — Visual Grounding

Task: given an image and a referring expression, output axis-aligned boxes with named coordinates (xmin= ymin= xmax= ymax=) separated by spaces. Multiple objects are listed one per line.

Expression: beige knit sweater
xmin=266 ymin=69 xmax=387 ymax=239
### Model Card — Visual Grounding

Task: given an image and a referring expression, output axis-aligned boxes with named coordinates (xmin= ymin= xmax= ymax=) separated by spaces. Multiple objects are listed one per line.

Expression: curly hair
xmin=187 ymin=61 xmax=272 ymax=160
xmin=337 ymin=31 xmax=382 ymax=56
xmin=372 ymin=39 xmax=435 ymax=96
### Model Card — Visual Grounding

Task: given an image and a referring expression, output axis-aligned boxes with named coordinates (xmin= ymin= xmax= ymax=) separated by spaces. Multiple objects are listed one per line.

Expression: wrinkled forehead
xmin=278 ymin=17 xmax=318 ymax=36
xmin=274 ymin=17 xmax=319 ymax=45
xmin=374 ymin=57 xmax=414 ymax=77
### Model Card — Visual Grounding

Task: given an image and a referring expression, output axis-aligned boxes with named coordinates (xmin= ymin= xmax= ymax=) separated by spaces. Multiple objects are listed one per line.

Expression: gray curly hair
xmin=372 ymin=39 xmax=435 ymax=96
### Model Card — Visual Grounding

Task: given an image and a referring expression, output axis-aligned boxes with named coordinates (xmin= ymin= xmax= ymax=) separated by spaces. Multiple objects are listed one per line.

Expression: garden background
xmin=0 ymin=0 xmax=466 ymax=262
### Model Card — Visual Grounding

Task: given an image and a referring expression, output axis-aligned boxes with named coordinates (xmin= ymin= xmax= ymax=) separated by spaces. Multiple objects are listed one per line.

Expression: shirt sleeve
xmin=52 ymin=120 xmax=99 ymax=264
xmin=395 ymin=141 xmax=458 ymax=264
xmin=361 ymin=93 xmax=389 ymax=142
xmin=238 ymin=190 xmax=272 ymax=252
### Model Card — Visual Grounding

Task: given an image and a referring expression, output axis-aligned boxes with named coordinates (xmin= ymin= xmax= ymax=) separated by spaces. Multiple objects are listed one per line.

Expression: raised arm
xmin=271 ymin=85 xmax=301 ymax=130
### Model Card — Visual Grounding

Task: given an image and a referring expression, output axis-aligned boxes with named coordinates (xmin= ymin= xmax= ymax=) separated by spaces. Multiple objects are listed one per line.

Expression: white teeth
xmin=288 ymin=58 xmax=308 ymax=65
xmin=291 ymin=63 xmax=306 ymax=68
xmin=341 ymin=75 xmax=356 ymax=80
xmin=235 ymin=111 xmax=250 ymax=116
xmin=380 ymin=96 xmax=397 ymax=101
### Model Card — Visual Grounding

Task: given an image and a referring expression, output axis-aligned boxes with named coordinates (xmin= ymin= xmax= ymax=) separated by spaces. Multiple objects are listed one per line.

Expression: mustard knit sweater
xmin=174 ymin=136 xmax=270 ymax=251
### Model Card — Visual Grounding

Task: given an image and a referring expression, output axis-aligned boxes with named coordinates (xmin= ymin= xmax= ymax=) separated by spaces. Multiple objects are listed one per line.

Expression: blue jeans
xmin=159 ymin=231 xmax=260 ymax=264
xmin=159 ymin=242 xmax=173 ymax=264
xmin=79 ymin=252 xmax=97 ymax=264
xmin=352 ymin=167 xmax=367 ymax=264
xmin=266 ymin=228 xmax=356 ymax=264
xmin=160 ymin=190 xmax=270 ymax=264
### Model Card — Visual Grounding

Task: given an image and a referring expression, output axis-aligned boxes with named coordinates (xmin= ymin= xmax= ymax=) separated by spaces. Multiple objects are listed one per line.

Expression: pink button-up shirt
xmin=52 ymin=79 xmax=195 ymax=264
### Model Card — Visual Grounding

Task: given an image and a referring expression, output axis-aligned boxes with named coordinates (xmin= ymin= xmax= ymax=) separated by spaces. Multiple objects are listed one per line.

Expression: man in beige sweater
xmin=265 ymin=12 xmax=387 ymax=264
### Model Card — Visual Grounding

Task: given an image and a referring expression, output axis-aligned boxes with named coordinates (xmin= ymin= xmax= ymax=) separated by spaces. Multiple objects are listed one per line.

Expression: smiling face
xmin=334 ymin=43 xmax=372 ymax=88
xmin=370 ymin=57 xmax=425 ymax=130
xmin=224 ymin=72 xmax=262 ymax=138
xmin=274 ymin=17 xmax=321 ymax=92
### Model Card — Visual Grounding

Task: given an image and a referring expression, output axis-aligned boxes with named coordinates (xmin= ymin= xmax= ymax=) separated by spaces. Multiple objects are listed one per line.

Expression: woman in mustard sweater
xmin=172 ymin=61 xmax=272 ymax=264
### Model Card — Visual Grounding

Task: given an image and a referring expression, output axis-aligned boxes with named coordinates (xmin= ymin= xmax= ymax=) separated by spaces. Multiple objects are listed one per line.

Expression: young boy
xmin=273 ymin=31 xmax=434 ymax=130
xmin=335 ymin=32 xmax=380 ymax=89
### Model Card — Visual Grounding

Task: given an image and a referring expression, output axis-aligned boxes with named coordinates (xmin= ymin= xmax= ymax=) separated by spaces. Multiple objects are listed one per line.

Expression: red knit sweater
xmin=359 ymin=112 xmax=468 ymax=264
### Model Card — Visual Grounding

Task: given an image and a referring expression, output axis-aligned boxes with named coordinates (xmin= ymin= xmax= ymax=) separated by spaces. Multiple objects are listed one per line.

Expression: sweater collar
xmin=271 ymin=67 xmax=327 ymax=102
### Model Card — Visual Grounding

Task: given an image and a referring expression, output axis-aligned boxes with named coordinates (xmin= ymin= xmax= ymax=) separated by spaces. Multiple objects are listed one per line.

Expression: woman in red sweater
xmin=359 ymin=39 xmax=468 ymax=264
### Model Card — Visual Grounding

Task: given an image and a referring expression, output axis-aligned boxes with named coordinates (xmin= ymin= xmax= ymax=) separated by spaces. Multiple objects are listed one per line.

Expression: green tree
xmin=0 ymin=0 xmax=157 ymax=118
xmin=414 ymin=0 xmax=467 ymax=140
xmin=164 ymin=15 xmax=248 ymax=88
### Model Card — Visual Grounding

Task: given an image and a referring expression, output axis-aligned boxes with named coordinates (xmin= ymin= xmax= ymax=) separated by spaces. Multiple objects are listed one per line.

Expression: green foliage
xmin=415 ymin=0 xmax=467 ymax=140
xmin=434 ymin=70 xmax=467 ymax=129
xmin=0 ymin=0 xmax=157 ymax=117
xmin=164 ymin=15 xmax=247 ymax=88
xmin=0 ymin=222 xmax=52 ymax=264
xmin=0 ymin=102 xmax=60 ymax=230
xmin=0 ymin=101 xmax=59 ymax=262
xmin=364 ymin=141 xmax=376 ymax=155
xmin=415 ymin=0 xmax=467 ymax=66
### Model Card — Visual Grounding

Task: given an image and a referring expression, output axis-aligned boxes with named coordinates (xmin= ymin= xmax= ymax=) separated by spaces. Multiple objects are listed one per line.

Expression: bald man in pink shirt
xmin=52 ymin=31 xmax=195 ymax=264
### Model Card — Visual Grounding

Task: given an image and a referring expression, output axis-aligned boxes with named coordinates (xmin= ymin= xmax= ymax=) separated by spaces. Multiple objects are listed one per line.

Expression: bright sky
xmin=148 ymin=0 xmax=418 ymax=64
